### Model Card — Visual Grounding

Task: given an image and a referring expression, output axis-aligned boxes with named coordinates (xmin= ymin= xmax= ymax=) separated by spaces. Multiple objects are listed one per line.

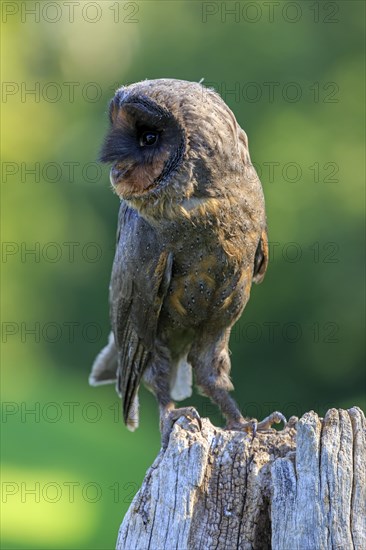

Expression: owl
xmin=89 ymin=79 xmax=285 ymax=446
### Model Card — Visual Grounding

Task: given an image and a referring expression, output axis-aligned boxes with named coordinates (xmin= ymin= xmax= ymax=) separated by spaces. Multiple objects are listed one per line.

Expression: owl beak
xmin=110 ymin=165 xmax=129 ymax=187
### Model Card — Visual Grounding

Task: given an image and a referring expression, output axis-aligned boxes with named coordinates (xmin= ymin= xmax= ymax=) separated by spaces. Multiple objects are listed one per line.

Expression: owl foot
xmin=256 ymin=411 xmax=287 ymax=432
xmin=160 ymin=406 xmax=202 ymax=449
xmin=226 ymin=411 xmax=287 ymax=438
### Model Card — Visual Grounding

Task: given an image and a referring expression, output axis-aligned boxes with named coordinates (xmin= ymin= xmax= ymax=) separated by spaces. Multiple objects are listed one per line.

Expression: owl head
xmin=99 ymin=79 xmax=252 ymax=214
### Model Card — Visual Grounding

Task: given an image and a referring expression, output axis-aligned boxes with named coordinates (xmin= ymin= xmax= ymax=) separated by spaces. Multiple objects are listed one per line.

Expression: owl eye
xmin=139 ymin=130 xmax=159 ymax=147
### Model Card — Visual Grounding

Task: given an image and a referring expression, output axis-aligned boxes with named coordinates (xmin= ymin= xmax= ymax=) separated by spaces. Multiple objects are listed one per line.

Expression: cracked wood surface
xmin=116 ymin=407 xmax=365 ymax=550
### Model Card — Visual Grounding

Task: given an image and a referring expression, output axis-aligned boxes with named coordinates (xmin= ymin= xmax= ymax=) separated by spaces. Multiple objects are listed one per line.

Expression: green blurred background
xmin=1 ymin=1 xmax=365 ymax=548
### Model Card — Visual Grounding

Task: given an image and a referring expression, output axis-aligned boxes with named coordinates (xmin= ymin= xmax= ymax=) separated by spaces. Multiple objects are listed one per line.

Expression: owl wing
xmin=110 ymin=202 xmax=173 ymax=425
xmin=253 ymin=228 xmax=269 ymax=284
xmin=237 ymin=130 xmax=269 ymax=284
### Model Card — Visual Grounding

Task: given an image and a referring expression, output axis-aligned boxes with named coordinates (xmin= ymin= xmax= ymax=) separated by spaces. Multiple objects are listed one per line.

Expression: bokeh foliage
xmin=1 ymin=1 xmax=365 ymax=548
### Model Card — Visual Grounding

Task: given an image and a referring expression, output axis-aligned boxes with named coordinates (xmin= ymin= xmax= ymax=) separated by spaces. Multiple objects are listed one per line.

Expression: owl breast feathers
xmin=89 ymin=79 xmax=270 ymax=440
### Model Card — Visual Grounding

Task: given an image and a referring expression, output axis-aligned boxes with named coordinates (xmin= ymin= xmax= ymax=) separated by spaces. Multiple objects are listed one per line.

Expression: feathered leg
xmin=189 ymin=329 xmax=286 ymax=434
xmin=143 ymin=344 xmax=201 ymax=448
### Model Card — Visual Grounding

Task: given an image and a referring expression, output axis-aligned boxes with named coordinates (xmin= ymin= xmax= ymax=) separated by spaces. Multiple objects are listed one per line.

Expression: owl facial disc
xmin=100 ymin=91 xmax=185 ymax=200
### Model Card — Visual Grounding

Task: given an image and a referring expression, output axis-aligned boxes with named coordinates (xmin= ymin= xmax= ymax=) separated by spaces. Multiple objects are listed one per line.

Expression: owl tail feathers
xmin=89 ymin=331 xmax=118 ymax=386
xmin=126 ymin=394 xmax=139 ymax=432
xmin=89 ymin=331 xmax=140 ymax=431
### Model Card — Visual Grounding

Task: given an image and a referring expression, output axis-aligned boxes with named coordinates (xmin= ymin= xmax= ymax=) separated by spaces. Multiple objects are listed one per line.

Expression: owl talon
xmin=160 ymin=406 xmax=202 ymax=449
xmin=256 ymin=411 xmax=287 ymax=431
xmin=226 ymin=411 xmax=287 ymax=436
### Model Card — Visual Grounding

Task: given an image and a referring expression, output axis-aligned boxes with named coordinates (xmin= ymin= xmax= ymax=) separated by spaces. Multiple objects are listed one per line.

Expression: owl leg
xmin=143 ymin=346 xmax=201 ymax=449
xmin=189 ymin=330 xmax=286 ymax=435
xmin=190 ymin=343 xmax=249 ymax=428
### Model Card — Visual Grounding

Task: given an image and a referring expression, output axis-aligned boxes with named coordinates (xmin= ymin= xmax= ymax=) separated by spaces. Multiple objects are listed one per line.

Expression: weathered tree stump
xmin=116 ymin=407 xmax=365 ymax=550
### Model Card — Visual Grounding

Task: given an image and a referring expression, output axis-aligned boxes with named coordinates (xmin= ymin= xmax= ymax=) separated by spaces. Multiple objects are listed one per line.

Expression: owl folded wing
xmin=109 ymin=202 xmax=173 ymax=424
xmin=253 ymin=228 xmax=269 ymax=284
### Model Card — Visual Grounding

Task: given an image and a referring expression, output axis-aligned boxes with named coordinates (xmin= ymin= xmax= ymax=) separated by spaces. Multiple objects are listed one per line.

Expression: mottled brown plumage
xmin=89 ymin=79 xmax=285 ymax=445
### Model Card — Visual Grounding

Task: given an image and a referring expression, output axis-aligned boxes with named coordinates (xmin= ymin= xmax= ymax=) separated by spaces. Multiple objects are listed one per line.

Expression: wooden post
xmin=116 ymin=407 xmax=365 ymax=550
